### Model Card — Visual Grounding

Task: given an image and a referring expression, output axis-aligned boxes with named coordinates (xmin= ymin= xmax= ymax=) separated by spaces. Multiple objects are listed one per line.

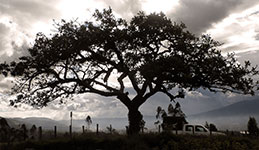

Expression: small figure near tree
xmin=85 ymin=115 xmax=92 ymax=131
xmin=247 ymin=117 xmax=259 ymax=137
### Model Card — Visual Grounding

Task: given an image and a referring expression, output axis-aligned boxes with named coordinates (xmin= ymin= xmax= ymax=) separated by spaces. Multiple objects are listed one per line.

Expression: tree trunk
xmin=128 ymin=107 xmax=143 ymax=135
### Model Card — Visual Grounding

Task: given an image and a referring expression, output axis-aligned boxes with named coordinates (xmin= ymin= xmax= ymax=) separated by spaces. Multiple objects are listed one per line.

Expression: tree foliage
xmin=156 ymin=103 xmax=187 ymax=130
xmin=0 ymin=8 xmax=258 ymax=134
xmin=205 ymin=121 xmax=218 ymax=132
xmin=156 ymin=102 xmax=185 ymax=119
xmin=247 ymin=117 xmax=259 ymax=136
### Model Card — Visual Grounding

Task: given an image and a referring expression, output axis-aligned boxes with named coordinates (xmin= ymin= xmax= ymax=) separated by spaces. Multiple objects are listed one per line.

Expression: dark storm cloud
xmin=97 ymin=0 xmax=259 ymax=35
xmin=0 ymin=0 xmax=61 ymax=27
xmin=0 ymin=0 xmax=62 ymax=94
xmin=0 ymin=0 xmax=61 ymax=61
xmin=168 ymin=0 xmax=259 ymax=34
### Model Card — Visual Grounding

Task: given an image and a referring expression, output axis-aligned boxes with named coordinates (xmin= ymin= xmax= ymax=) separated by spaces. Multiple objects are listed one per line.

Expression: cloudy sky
xmin=0 ymin=0 xmax=259 ymax=120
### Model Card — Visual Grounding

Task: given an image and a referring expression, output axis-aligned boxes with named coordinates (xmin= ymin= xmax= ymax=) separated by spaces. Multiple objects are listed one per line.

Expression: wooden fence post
xmin=38 ymin=126 xmax=42 ymax=140
xmin=96 ymin=124 xmax=99 ymax=135
xmin=54 ymin=126 xmax=57 ymax=138
xmin=82 ymin=126 xmax=85 ymax=134
xmin=126 ymin=126 xmax=129 ymax=135
xmin=69 ymin=125 xmax=72 ymax=138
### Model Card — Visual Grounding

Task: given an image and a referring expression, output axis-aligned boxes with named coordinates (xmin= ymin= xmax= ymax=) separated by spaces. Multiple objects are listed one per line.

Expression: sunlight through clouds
xmin=206 ymin=4 xmax=259 ymax=54
xmin=142 ymin=0 xmax=179 ymax=13
xmin=0 ymin=17 xmax=29 ymax=60
xmin=57 ymin=0 xmax=105 ymax=21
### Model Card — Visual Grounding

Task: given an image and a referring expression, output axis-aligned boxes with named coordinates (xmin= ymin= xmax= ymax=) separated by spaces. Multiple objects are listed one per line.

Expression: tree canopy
xmin=0 ymin=8 xmax=258 ymax=134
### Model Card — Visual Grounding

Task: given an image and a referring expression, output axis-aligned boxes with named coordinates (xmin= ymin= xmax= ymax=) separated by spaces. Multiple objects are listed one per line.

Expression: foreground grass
xmin=1 ymin=132 xmax=259 ymax=150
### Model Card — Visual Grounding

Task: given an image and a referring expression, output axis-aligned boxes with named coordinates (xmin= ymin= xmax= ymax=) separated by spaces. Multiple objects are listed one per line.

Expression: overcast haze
xmin=0 ymin=0 xmax=259 ymax=120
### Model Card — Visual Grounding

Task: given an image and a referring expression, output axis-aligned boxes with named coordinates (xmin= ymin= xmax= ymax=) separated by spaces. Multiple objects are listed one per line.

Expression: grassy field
xmin=1 ymin=132 xmax=259 ymax=150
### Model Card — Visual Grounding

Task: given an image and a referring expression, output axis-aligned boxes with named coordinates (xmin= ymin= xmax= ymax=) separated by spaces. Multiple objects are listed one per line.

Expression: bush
xmin=247 ymin=117 xmax=259 ymax=136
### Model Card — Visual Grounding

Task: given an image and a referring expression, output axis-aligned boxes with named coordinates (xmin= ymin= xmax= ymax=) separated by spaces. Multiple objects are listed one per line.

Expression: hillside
xmin=0 ymin=116 xmax=158 ymax=133
xmin=2 ymin=97 xmax=259 ymax=132
xmin=190 ymin=98 xmax=259 ymax=118
xmin=188 ymin=97 xmax=259 ymax=130
xmin=0 ymin=117 xmax=69 ymax=132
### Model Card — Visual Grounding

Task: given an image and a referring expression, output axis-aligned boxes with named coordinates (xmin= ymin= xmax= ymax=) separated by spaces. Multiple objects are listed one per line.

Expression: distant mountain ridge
xmin=190 ymin=98 xmax=259 ymax=118
xmin=187 ymin=97 xmax=259 ymax=130
xmin=0 ymin=116 xmax=158 ymax=132
xmin=1 ymin=98 xmax=259 ymax=131
xmin=0 ymin=117 xmax=69 ymax=132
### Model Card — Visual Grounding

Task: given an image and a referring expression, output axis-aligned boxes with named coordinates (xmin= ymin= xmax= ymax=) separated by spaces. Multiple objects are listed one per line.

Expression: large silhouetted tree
xmin=0 ymin=8 xmax=258 ymax=134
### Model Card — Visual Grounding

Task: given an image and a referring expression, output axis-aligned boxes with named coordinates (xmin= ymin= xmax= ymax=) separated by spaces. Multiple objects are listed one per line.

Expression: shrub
xmin=247 ymin=117 xmax=259 ymax=136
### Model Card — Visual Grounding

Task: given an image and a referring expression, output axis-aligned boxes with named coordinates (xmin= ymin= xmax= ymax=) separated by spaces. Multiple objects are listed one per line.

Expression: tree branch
xmin=127 ymin=71 xmax=141 ymax=93
xmin=118 ymin=72 xmax=127 ymax=92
